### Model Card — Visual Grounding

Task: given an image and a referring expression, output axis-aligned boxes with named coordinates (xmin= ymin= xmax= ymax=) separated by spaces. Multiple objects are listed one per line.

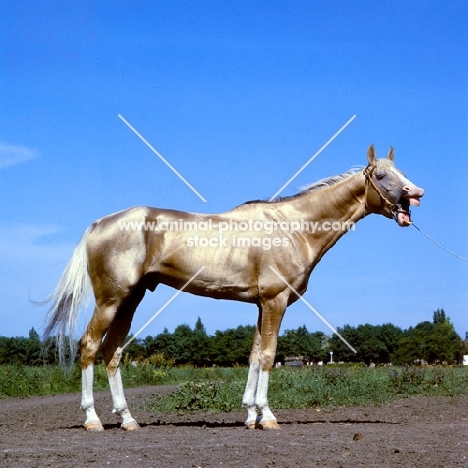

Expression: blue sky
xmin=1 ymin=1 xmax=467 ymax=341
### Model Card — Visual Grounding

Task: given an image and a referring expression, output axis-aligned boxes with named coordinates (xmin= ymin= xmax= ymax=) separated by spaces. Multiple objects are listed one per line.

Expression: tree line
xmin=0 ymin=309 xmax=466 ymax=366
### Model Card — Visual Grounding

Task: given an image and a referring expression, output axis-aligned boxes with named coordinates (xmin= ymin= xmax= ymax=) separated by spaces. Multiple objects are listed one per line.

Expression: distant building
xmin=284 ymin=356 xmax=309 ymax=366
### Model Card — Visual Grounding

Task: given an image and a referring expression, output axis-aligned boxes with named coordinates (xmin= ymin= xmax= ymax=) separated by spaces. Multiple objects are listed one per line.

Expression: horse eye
xmin=375 ymin=172 xmax=385 ymax=180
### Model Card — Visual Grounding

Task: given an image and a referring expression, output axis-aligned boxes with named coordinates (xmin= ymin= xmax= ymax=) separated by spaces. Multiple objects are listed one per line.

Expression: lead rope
xmin=411 ymin=223 xmax=468 ymax=263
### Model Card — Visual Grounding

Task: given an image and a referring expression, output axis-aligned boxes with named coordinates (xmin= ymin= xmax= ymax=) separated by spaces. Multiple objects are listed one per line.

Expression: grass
xmin=145 ymin=365 xmax=468 ymax=413
xmin=0 ymin=362 xmax=247 ymax=398
xmin=1 ymin=364 xmax=467 ymax=414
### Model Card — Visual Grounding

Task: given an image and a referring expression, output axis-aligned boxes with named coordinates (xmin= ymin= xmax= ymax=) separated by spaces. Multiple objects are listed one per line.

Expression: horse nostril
xmin=403 ymin=185 xmax=410 ymax=192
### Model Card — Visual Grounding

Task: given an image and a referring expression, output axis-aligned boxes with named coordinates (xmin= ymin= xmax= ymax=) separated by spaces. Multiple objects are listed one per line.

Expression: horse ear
xmin=367 ymin=144 xmax=376 ymax=165
xmin=388 ymin=146 xmax=394 ymax=161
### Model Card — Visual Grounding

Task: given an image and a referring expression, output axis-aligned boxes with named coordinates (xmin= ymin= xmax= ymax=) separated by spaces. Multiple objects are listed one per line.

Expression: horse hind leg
xmin=101 ymin=285 xmax=146 ymax=431
xmin=81 ymin=361 xmax=104 ymax=431
xmin=80 ymin=303 xmax=119 ymax=432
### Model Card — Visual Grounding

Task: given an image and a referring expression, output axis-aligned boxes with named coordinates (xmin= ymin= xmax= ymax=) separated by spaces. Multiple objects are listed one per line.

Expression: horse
xmin=43 ymin=144 xmax=424 ymax=431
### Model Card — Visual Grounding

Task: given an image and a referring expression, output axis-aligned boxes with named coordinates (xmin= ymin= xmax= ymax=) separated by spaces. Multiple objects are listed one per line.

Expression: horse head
xmin=364 ymin=144 xmax=424 ymax=226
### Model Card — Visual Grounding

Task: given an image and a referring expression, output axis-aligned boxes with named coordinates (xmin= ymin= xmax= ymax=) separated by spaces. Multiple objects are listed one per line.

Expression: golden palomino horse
xmin=44 ymin=144 xmax=424 ymax=431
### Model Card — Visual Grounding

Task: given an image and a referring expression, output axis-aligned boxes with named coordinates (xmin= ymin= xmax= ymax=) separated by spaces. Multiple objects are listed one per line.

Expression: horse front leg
xmin=242 ymin=325 xmax=262 ymax=429
xmin=255 ymin=337 xmax=281 ymax=430
xmin=243 ymin=297 xmax=286 ymax=430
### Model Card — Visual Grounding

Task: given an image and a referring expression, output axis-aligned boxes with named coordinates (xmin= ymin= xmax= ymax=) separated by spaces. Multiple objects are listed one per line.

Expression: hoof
xmin=245 ymin=420 xmax=262 ymax=430
xmin=84 ymin=421 xmax=104 ymax=432
xmin=121 ymin=420 xmax=140 ymax=431
xmin=260 ymin=420 xmax=281 ymax=430
xmin=245 ymin=415 xmax=263 ymax=430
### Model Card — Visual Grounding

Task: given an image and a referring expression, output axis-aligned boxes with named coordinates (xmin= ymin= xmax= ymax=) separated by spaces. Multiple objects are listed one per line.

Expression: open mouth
xmin=396 ymin=196 xmax=421 ymax=227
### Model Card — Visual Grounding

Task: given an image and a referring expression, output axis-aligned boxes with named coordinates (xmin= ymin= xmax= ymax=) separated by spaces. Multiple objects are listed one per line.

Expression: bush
xmin=153 ymin=380 xmax=244 ymax=412
xmin=145 ymin=365 xmax=468 ymax=414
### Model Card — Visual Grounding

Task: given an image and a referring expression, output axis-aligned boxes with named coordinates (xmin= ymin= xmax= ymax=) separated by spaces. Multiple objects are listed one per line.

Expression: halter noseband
xmin=363 ymin=165 xmax=409 ymax=221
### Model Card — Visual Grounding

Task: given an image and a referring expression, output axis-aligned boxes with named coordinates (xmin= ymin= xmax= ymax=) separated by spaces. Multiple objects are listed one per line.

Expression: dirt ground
xmin=0 ymin=386 xmax=466 ymax=468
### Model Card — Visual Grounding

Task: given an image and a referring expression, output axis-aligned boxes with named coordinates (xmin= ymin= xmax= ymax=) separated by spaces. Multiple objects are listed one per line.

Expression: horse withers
xmin=43 ymin=145 xmax=424 ymax=431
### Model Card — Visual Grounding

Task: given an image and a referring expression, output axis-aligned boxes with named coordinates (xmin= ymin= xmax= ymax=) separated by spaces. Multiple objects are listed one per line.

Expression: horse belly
xmin=154 ymin=239 xmax=259 ymax=302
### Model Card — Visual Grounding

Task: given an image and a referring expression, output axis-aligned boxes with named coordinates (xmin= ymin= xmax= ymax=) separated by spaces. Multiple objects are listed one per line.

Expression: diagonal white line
xmin=269 ymin=114 xmax=357 ymax=201
xmin=268 ymin=266 xmax=357 ymax=353
xmin=118 ymin=114 xmax=207 ymax=202
xmin=121 ymin=266 xmax=206 ymax=351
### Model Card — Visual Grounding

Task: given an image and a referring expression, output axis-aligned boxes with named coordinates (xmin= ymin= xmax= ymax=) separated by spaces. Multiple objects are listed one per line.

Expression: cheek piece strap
xmin=363 ymin=166 xmax=408 ymax=221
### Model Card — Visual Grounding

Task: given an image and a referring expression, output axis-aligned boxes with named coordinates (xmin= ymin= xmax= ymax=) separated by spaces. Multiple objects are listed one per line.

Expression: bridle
xmin=363 ymin=165 xmax=410 ymax=222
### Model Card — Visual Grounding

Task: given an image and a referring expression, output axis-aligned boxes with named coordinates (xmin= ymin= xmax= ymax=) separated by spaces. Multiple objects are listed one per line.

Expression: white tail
xmin=43 ymin=226 xmax=93 ymax=366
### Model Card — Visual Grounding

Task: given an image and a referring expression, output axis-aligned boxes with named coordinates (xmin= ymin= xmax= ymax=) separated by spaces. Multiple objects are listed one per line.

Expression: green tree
xmin=425 ymin=317 xmax=461 ymax=364
xmin=26 ymin=327 xmax=42 ymax=365
xmin=0 ymin=328 xmax=44 ymax=365
xmin=330 ymin=323 xmax=403 ymax=365
xmin=277 ymin=326 xmax=328 ymax=363
xmin=172 ymin=324 xmax=194 ymax=364
xmin=433 ymin=308 xmax=447 ymax=325
xmin=391 ymin=321 xmax=433 ymax=365
xmin=210 ymin=325 xmax=255 ymax=366
xmin=329 ymin=324 xmax=359 ymax=363
xmin=191 ymin=317 xmax=210 ymax=366
xmin=374 ymin=323 xmax=404 ymax=362
xmin=392 ymin=310 xmax=462 ymax=365
xmin=122 ymin=335 xmax=146 ymax=361
xmin=143 ymin=328 xmax=175 ymax=359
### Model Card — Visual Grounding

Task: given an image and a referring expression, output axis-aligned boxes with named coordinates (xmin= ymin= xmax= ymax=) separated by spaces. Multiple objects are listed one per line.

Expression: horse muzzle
xmin=395 ymin=185 xmax=424 ymax=227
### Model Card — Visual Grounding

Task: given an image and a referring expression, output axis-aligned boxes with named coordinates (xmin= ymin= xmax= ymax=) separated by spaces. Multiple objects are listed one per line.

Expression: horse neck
xmin=284 ymin=172 xmax=366 ymax=221
xmin=280 ymin=172 xmax=368 ymax=261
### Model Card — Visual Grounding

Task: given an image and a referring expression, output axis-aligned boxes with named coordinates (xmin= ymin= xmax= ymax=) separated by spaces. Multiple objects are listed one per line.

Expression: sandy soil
xmin=0 ymin=386 xmax=466 ymax=467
